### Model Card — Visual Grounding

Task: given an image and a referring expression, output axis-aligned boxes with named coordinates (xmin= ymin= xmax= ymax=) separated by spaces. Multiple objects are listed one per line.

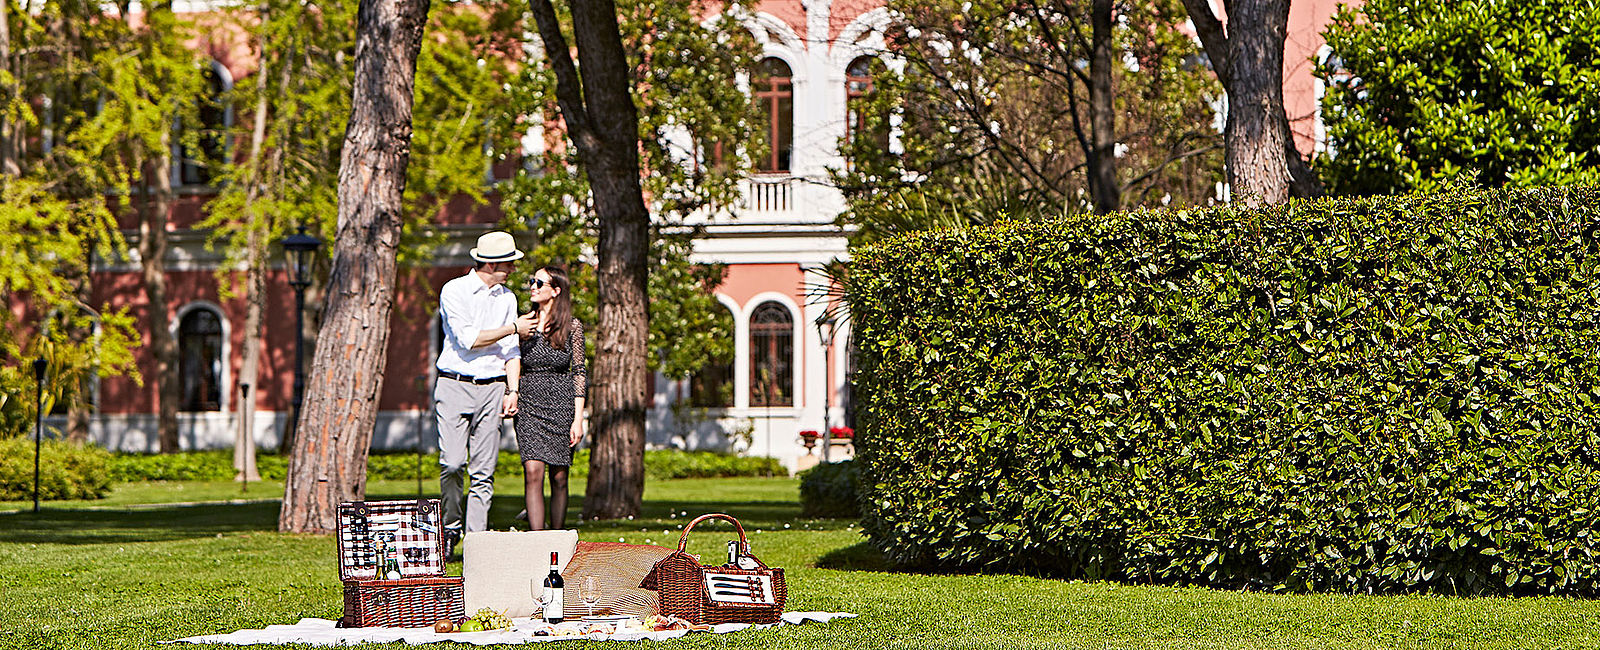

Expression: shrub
xmin=849 ymin=187 xmax=1600 ymax=595
xmin=0 ymin=437 xmax=112 ymax=500
xmin=109 ymin=450 xmax=236 ymax=482
xmin=798 ymin=461 xmax=860 ymax=518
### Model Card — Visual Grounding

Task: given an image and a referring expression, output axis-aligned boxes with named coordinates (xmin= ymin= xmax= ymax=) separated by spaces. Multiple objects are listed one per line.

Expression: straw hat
xmin=470 ymin=231 xmax=525 ymax=263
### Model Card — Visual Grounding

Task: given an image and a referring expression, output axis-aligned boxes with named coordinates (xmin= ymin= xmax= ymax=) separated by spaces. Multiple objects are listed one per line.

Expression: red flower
xmin=799 ymin=430 xmax=820 ymax=439
xmin=829 ymin=427 xmax=855 ymax=439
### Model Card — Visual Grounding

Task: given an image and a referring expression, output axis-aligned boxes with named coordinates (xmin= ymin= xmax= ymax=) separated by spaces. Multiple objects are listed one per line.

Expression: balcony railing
xmin=742 ymin=176 xmax=793 ymax=212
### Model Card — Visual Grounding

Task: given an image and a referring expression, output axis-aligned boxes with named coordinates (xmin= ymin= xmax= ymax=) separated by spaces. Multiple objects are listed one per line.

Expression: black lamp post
xmin=32 ymin=357 xmax=47 ymax=513
xmin=281 ymin=226 xmax=322 ymax=453
xmin=815 ymin=314 xmax=836 ymax=463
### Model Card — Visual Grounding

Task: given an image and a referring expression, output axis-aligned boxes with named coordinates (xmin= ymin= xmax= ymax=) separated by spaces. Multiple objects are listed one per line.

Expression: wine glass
xmin=533 ymin=579 xmax=551 ymax=617
xmin=580 ymin=576 xmax=601 ymax=618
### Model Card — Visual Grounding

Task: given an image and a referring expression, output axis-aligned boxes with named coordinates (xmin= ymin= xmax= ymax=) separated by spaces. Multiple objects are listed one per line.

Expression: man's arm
xmin=440 ymin=284 xmax=531 ymax=349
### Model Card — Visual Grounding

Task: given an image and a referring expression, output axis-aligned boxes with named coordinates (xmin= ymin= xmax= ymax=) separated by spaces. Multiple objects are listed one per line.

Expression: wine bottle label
xmin=545 ymin=589 xmax=564 ymax=619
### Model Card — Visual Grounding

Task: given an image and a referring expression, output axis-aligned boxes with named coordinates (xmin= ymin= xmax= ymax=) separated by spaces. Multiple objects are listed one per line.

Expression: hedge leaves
xmin=850 ymin=187 xmax=1600 ymax=595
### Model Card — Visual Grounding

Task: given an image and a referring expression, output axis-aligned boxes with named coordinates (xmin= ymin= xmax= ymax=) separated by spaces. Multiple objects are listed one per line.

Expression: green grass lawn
xmin=4 ymin=477 xmax=1600 ymax=649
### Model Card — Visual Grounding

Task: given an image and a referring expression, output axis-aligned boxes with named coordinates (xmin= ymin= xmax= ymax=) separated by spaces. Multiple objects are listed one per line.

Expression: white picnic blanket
xmin=168 ymin=612 xmax=857 ymax=646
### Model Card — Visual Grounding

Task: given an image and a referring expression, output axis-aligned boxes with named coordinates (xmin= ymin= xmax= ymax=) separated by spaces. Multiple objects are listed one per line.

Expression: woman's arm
xmin=570 ymin=319 xmax=587 ymax=446
xmin=501 ymin=357 xmax=520 ymax=417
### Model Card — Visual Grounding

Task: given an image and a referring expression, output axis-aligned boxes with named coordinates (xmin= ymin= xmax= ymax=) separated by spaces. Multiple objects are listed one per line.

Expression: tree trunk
xmin=278 ymin=0 xmax=430 ymax=534
xmin=528 ymin=0 xmax=652 ymax=521
xmin=0 ymin=0 xmax=16 ymax=177
xmin=234 ymin=232 xmax=264 ymax=480
xmin=1087 ymin=0 xmax=1119 ymax=214
xmin=1180 ymin=0 xmax=1319 ymax=207
xmin=235 ymin=10 xmax=273 ymax=477
xmin=141 ymin=138 xmax=180 ymax=453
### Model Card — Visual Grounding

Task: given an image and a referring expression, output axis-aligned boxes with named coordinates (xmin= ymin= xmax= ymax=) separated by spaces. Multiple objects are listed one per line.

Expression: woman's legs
xmin=547 ymin=465 xmax=569 ymax=529
xmin=523 ymin=460 xmax=547 ymax=530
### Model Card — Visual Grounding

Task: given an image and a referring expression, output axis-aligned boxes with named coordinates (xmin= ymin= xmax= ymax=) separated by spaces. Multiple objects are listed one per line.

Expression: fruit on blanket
xmin=433 ymin=620 xmax=455 ymax=633
xmin=468 ymin=607 xmax=511 ymax=630
xmin=458 ymin=619 xmax=483 ymax=632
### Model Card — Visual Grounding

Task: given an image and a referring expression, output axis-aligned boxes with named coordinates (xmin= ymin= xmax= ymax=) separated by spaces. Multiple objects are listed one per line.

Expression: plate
xmin=582 ymin=615 xmax=635 ymax=623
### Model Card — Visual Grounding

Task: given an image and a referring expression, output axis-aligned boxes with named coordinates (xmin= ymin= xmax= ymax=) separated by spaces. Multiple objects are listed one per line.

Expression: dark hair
xmin=535 ymin=265 xmax=574 ymax=350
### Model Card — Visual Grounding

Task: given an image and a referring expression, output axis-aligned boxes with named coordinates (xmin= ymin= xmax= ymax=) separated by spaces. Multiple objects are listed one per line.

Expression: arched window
xmin=689 ymin=305 xmax=737 ymax=408
xmin=178 ymin=307 xmax=224 ymax=411
xmin=845 ymin=55 xmax=889 ymax=159
xmin=748 ymin=301 xmax=793 ymax=407
xmin=179 ymin=63 xmax=229 ymax=185
xmin=753 ymin=57 xmax=793 ymax=173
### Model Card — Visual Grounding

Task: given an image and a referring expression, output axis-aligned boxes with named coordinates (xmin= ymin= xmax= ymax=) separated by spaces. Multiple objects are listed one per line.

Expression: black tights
xmin=523 ymin=460 xmax=569 ymax=530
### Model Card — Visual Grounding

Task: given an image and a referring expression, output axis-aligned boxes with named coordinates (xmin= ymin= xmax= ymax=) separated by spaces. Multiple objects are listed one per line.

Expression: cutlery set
xmin=703 ymin=572 xmax=774 ymax=605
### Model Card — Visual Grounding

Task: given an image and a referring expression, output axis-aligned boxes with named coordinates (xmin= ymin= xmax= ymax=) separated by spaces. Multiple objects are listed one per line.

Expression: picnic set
xmin=334 ymin=499 xmax=787 ymax=637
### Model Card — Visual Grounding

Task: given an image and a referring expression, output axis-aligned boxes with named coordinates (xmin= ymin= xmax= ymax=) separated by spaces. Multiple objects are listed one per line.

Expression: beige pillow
xmin=462 ymin=530 xmax=578 ymax=618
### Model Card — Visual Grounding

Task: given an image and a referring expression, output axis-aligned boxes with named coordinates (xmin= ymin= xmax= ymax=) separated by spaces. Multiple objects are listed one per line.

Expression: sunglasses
xmin=529 ymin=278 xmax=548 ymax=289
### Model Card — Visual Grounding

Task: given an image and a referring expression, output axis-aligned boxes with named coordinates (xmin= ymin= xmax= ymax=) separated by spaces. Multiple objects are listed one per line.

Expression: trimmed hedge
xmin=849 ymin=187 xmax=1600 ymax=595
xmin=798 ymin=460 xmax=861 ymax=518
xmin=0 ymin=437 xmax=112 ymax=500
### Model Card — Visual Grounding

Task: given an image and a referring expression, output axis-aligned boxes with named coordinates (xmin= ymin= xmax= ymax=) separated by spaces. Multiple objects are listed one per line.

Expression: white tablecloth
xmin=168 ymin=612 xmax=857 ymax=646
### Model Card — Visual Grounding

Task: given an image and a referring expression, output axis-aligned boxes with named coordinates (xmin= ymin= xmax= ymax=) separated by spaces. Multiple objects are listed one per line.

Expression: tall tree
xmin=526 ymin=0 xmax=653 ymax=520
xmin=502 ymin=0 xmax=753 ymax=400
xmin=115 ymin=1 xmax=204 ymax=452
xmin=0 ymin=0 xmax=141 ymax=439
xmin=1317 ymin=0 xmax=1600 ymax=195
xmin=837 ymin=0 xmax=1222 ymax=240
xmin=1180 ymin=0 xmax=1319 ymax=206
xmin=279 ymin=0 xmax=431 ymax=533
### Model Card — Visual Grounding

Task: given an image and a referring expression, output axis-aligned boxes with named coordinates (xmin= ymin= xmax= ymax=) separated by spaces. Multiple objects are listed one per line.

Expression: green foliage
xmin=109 ymin=451 xmax=238 ymax=482
xmin=851 ymin=186 xmax=1600 ymax=595
xmin=798 ymin=460 xmax=860 ymax=518
xmin=1318 ymin=0 xmax=1600 ymax=194
xmin=0 ymin=0 xmax=152 ymax=435
xmin=0 ymin=437 xmax=112 ymax=500
xmin=835 ymin=0 xmax=1223 ymax=243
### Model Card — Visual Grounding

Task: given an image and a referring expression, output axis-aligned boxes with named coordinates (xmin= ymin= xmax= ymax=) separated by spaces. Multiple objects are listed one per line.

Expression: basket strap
xmin=677 ymin=513 xmax=748 ymax=552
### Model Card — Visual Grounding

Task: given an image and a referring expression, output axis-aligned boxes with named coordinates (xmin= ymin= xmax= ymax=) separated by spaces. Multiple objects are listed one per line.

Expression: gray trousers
xmin=435 ymin=377 xmax=504 ymax=533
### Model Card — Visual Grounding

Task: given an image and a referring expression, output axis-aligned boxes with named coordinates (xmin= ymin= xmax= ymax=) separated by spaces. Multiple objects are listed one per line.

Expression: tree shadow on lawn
xmin=1 ymin=485 xmax=805 ymax=547
xmin=0 ymin=502 xmax=282 ymax=546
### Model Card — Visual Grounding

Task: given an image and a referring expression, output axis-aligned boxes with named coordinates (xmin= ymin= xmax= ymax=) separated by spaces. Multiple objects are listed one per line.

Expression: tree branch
xmin=1180 ymin=0 xmax=1230 ymax=87
xmin=527 ymin=0 xmax=594 ymax=143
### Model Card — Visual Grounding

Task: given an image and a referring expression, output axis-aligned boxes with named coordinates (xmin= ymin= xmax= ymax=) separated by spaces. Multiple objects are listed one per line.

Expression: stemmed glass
xmin=580 ymin=576 xmax=601 ymax=618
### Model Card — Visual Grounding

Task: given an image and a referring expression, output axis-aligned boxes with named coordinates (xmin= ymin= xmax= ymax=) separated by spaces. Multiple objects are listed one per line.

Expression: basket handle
xmin=676 ymin=513 xmax=748 ymax=552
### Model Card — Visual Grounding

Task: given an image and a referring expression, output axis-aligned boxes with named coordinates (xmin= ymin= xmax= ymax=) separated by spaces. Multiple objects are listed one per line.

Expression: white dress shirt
xmin=435 ymin=270 xmax=520 ymax=378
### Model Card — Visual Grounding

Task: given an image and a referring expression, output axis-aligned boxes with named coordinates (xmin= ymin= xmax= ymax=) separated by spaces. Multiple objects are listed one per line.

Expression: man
xmin=435 ymin=231 xmax=535 ymax=556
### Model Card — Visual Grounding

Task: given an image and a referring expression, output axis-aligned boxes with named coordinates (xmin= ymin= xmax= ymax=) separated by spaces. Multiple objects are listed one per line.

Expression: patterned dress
xmin=515 ymin=318 xmax=587 ymax=466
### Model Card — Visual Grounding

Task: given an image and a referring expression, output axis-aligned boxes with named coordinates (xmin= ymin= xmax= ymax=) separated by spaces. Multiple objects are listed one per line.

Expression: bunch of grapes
xmin=470 ymin=607 xmax=511 ymax=630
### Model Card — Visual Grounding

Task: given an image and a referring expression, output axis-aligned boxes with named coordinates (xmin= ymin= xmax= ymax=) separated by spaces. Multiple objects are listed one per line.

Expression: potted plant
xmin=828 ymin=427 xmax=854 ymax=444
xmin=799 ymin=430 xmax=820 ymax=451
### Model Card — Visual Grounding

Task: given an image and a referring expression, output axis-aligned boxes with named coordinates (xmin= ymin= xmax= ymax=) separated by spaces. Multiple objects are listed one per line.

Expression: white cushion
xmin=462 ymin=530 xmax=578 ymax=618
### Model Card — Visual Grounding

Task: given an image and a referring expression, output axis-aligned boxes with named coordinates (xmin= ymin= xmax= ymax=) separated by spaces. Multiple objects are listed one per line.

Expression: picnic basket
xmin=335 ymin=499 xmax=464 ymax=628
xmin=640 ymin=513 xmax=787 ymax=625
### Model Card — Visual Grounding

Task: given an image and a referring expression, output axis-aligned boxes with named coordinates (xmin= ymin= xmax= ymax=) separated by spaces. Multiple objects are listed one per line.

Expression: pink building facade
xmin=56 ymin=0 xmax=1349 ymax=472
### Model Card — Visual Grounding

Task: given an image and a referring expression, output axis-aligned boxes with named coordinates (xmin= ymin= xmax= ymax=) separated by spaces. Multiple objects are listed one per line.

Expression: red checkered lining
xmin=337 ymin=499 xmax=446 ymax=580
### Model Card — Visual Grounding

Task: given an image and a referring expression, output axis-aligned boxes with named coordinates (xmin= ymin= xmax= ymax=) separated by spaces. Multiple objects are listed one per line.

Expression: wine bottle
xmin=542 ymin=551 xmax=564 ymax=624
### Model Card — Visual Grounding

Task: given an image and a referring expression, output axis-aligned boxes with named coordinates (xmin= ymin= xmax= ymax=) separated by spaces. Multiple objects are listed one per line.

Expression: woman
xmin=513 ymin=265 xmax=586 ymax=530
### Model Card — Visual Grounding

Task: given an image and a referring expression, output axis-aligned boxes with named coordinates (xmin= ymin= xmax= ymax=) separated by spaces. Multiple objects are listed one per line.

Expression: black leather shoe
xmin=442 ymin=529 xmax=460 ymax=559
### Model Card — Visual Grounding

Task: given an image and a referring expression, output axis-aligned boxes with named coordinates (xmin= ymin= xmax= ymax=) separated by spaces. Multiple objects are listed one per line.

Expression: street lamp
xmin=281 ymin=226 xmax=322 ymax=453
xmin=32 ymin=357 xmax=47 ymax=514
xmin=815 ymin=314 xmax=836 ymax=463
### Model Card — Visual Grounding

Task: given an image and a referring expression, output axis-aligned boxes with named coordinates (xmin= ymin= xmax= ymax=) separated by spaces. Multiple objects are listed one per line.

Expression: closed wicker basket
xmin=641 ymin=513 xmax=787 ymax=625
